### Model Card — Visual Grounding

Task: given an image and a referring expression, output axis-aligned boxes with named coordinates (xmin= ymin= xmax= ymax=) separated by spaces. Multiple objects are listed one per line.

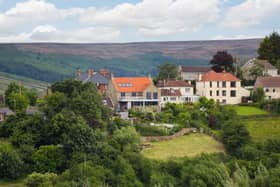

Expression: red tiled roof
xmin=201 ymin=70 xmax=239 ymax=81
xmin=255 ymin=76 xmax=280 ymax=88
xmin=161 ymin=89 xmax=182 ymax=96
xmin=112 ymin=77 xmax=152 ymax=92
xmin=157 ymin=80 xmax=192 ymax=87
xmin=181 ymin=66 xmax=211 ymax=73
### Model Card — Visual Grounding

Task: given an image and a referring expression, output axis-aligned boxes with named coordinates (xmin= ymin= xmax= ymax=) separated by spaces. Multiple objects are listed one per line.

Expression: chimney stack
xmin=87 ymin=68 xmax=94 ymax=77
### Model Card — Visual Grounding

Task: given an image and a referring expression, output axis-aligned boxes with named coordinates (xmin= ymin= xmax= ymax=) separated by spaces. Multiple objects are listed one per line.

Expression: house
xmin=178 ymin=65 xmax=211 ymax=81
xmin=107 ymin=77 xmax=160 ymax=112
xmin=0 ymin=107 xmax=14 ymax=122
xmin=77 ymin=68 xmax=110 ymax=94
xmin=255 ymin=76 xmax=280 ymax=100
xmin=242 ymin=59 xmax=278 ymax=80
xmin=196 ymin=70 xmax=250 ymax=104
xmin=157 ymin=80 xmax=199 ymax=107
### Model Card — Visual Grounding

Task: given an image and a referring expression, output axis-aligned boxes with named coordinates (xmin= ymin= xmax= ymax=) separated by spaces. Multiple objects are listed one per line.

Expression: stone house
xmin=255 ymin=76 xmax=280 ymax=100
xmin=196 ymin=70 xmax=250 ymax=104
xmin=178 ymin=65 xmax=211 ymax=81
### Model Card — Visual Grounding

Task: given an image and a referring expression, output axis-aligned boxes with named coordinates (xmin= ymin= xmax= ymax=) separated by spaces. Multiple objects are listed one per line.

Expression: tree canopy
xmin=210 ymin=51 xmax=234 ymax=72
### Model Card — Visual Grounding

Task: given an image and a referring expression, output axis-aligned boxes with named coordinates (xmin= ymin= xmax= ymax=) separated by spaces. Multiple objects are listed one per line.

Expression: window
xmin=210 ymin=81 xmax=212 ymax=88
xmin=132 ymin=92 xmax=136 ymax=97
xmin=210 ymin=90 xmax=212 ymax=96
xmin=222 ymin=81 xmax=226 ymax=88
xmin=273 ymin=89 xmax=276 ymax=93
xmin=217 ymin=81 xmax=220 ymax=88
xmin=138 ymin=92 xmax=143 ymax=96
xmin=265 ymin=88 xmax=269 ymax=92
xmin=185 ymin=88 xmax=191 ymax=92
xmin=216 ymin=99 xmax=220 ymax=103
xmin=171 ymin=97 xmax=176 ymax=101
xmin=163 ymin=97 xmax=167 ymax=101
xmin=230 ymin=90 xmax=236 ymax=97
xmin=230 ymin=81 xmax=236 ymax=88
xmin=146 ymin=92 xmax=151 ymax=99
xmin=222 ymin=90 xmax=226 ymax=96
xmin=153 ymin=92 xmax=158 ymax=99
xmin=121 ymin=92 xmax=125 ymax=97
xmin=216 ymin=90 xmax=219 ymax=96
xmin=222 ymin=99 xmax=227 ymax=104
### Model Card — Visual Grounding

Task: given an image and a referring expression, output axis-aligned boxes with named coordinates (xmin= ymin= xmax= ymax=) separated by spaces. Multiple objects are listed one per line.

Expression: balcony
xmin=119 ymin=96 xmax=159 ymax=102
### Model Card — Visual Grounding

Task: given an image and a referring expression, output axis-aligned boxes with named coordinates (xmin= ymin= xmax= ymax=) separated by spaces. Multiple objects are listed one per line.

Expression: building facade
xmin=178 ymin=66 xmax=211 ymax=81
xmin=196 ymin=71 xmax=250 ymax=104
xmin=107 ymin=77 xmax=160 ymax=112
xmin=255 ymin=76 xmax=280 ymax=100
xmin=157 ymin=80 xmax=199 ymax=107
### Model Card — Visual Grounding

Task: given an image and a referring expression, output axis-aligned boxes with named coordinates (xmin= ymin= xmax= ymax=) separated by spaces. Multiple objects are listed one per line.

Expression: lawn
xmin=244 ymin=117 xmax=280 ymax=143
xmin=233 ymin=106 xmax=268 ymax=116
xmin=142 ymin=133 xmax=225 ymax=160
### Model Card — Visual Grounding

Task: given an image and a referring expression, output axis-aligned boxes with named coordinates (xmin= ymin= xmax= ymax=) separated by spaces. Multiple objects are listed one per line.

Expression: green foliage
xmin=221 ymin=119 xmax=250 ymax=153
xmin=249 ymin=63 xmax=264 ymax=80
xmin=24 ymin=172 xmax=57 ymax=187
xmin=258 ymin=32 xmax=280 ymax=66
xmin=33 ymin=145 xmax=65 ymax=173
xmin=251 ymin=88 xmax=265 ymax=103
xmin=0 ymin=142 xmax=23 ymax=179
xmin=155 ymin=63 xmax=178 ymax=82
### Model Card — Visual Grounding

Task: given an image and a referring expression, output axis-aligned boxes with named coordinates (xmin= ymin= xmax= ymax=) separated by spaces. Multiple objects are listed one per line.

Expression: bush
xmin=0 ymin=142 xmax=23 ymax=179
xmin=135 ymin=124 xmax=172 ymax=136
xmin=24 ymin=172 xmax=58 ymax=187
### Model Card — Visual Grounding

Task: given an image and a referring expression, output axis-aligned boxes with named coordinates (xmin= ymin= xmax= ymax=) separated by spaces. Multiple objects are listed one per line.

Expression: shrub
xmin=24 ymin=172 xmax=58 ymax=187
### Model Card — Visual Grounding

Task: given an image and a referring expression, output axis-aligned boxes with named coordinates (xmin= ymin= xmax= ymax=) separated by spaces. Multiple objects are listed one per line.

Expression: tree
xmin=221 ymin=120 xmax=250 ymax=153
xmin=251 ymin=87 xmax=265 ymax=103
xmin=26 ymin=89 xmax=38 ymax=106
xmin=258 ymin=32 xmax=280 ymax=66
xmin=7 ymin=92 xmax=29 ymax=113
xmin=156 ymin=63 xmax=178 ymax=82
xmin=210 ymin=51 xmax=234 ymax=72
xmin=33 ymin=145 xmax=65 ymax=173
xmin=24 ymin=172 xmax=58 ymax=187
xmin=249 ymin=63 xmax=264 ymax=80
xmin=0 ymin=142 xmax=23 ymax=179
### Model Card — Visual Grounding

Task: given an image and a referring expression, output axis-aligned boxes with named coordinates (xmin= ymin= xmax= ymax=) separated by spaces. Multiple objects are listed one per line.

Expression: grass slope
xmin=142 ymin=133 xmax=225 ymax=160
xmin=233 ymin=106 xmax=268 ymax=116
xmin=244 ymin=117 xmax=280 ymax=143
xmin=0 ymin=72 xmax=48 ymax=95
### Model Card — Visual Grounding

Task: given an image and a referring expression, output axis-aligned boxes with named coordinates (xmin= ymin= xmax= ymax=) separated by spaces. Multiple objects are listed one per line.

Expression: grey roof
xmin=0 ymin=108 xmax=14 ymax=115
xmin=81 ymin=73 xmax=109 ymax=85
xmin=255 ymin=76 xmax=280 ymax=88
xmin=180 ymin=66 xmax=211 ymax=73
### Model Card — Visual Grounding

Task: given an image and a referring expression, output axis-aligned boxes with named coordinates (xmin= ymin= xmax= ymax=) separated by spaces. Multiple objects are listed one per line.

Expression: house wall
xmin=107 ymin=80 xmax=118 ymax=109
xmin=160 ymin=96 xmax=182 ymax=108
xmin=266 ymin=69 xmax=278 ymax=77
xmin=196 ymin=80 xmax=250 ymax=104
xmin=0 ymin=113 xmax=5 ymax=122
xmin=264 ymin=87 xmax=280 ymax=100
xmin=181 ymin=72 xmax=204 ymax=81
xmin=159 ymin=86 xmax=194 ymax=96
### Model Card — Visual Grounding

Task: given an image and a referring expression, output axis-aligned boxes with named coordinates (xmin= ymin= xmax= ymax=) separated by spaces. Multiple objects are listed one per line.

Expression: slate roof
xmin=0 ymin=108 xmax=14 ymax=115
xmin=180 ymin=66 xmax=211 ymax=73
xmin=157 ymin=80 xmax=192 ymax=87
xmin=255 ymin=76 xmax=280 ymax=88
xmin=112 ymin=77 xmax=152 ymax=92
xmin=201 ymin=70 xmax=239 ymax=81
xmin=161 ymin=89 xmax=182 ymax=97
xmin=81 ymin=72 xmax=109 ymax=85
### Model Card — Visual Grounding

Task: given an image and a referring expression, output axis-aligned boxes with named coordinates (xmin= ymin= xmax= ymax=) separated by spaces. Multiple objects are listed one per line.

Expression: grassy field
xmin=232 ymin=106 xmax=268 ymax=116
xmin=244 ymin=117 xmax=280 ymax=143
xmin=0 ymin=180 xmax=23 ymax=187
xmin=142 ymin=133 xmax=225 ymax=160
xmin=0 ymin=72 xmax=48 ymax=95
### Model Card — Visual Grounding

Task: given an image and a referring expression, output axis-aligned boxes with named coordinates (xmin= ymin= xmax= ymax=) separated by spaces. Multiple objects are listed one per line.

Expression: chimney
xmin=198 ymin=74 xmax=202 ymax=81
xmin=87 ymin=68 xmax=94 ymax=77
xmin=76 ymin=68 xmax=81 ymax=80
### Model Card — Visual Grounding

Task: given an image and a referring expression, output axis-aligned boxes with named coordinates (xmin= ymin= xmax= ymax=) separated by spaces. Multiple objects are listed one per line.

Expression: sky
xmin=0 ymin=0 xmax=279 ymax=43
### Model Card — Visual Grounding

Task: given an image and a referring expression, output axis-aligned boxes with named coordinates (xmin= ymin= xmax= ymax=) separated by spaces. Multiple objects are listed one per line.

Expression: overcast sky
xmin=0 ymin=0 xmax=279 ymax=43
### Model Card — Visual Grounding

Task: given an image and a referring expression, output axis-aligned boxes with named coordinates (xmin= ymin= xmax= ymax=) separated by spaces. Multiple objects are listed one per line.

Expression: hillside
xmin=0 ymin=39 xmax=261 ymax=82
xmin=0 ymin=72 xmax=48 ymax=95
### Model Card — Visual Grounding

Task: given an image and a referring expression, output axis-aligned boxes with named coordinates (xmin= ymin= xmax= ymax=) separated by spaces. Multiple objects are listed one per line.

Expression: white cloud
xmin=0 ymin=0 xmax=83 ymax=34
xmin=0 ymin=25 xmax=120 ymax=43
xmin=222 ymin=0 xmax=280 ymax=29
xmin=80 ymin=0 xmax=220 ymax=36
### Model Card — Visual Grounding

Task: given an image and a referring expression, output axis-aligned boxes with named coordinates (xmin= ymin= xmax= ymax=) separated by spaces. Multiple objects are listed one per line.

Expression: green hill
xmin=0 ymin=72 xmax=48 ymax=95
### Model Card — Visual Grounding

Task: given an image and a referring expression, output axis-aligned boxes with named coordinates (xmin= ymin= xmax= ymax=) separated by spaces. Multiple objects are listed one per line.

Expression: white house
xmin=196 ymin=70 xmax=250 ymax=104
xmin=178 ymin=66 xmax=211 ymax=81
xmin=157 ymin=80 xmax=199 ymax=107
xmin=255 ymin=76 xmax=280 ymax=100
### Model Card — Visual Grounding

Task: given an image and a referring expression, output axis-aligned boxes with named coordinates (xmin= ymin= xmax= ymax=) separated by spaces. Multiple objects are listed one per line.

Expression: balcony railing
xmin=120 ymin=96 xmax=158 ymax=101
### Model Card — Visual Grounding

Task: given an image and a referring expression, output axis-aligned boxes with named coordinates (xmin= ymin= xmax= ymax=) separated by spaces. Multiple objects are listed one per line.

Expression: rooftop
xmin=180 ymin=66 xmax=211 ymax=73
xmin=255 ymin=76 xmax=280 ymax=88
xmin=112 ymin=77 xmax=152 ymax=92
xmin=201 ymin=70 xmax=239 ymax=81
xmin=80 ymin=72 xmax=109 ymax=85
xmin=157 ymin=80 xmax=192 ymax=87
xmin=161 ymin=89 xmax=182 ymax=97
